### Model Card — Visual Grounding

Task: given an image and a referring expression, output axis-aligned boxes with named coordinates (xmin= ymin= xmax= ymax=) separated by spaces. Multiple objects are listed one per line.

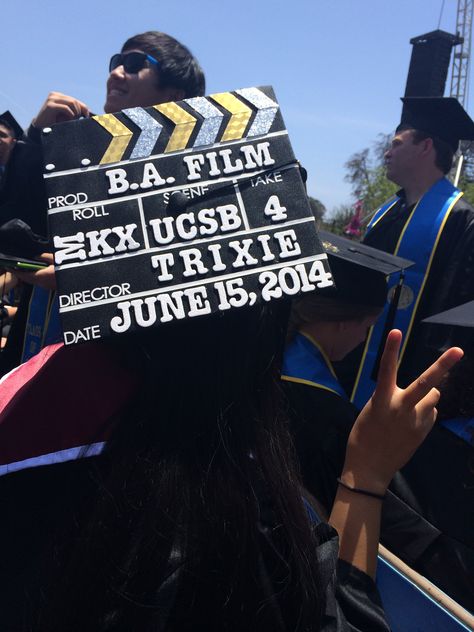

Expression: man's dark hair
xmin=122 ymin=31 xmax=205 ymax=98
xmin=398 ymin=125 xmax=454 ymax=174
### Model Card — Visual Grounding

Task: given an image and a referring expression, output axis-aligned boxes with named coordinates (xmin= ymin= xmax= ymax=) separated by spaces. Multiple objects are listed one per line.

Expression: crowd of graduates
xmin=0 ymin=28 xmax=473 ymax=632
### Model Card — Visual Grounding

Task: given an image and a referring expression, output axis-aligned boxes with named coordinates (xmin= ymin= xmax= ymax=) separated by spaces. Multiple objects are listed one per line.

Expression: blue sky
xmin=2 ymin=0 xmax=469 ymax=215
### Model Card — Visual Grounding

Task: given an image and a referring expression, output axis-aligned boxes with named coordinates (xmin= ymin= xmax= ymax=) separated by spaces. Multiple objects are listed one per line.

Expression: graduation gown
xmin=283 ymin=333 xmax=474 ymax=610
xmin=0 ymin=140 xmax=48 ymax=237
xmin=391 ymin=420 xmax=474 ymax=610
xmin=0 ymin=342 xmax=390 ymax=631
xmin=0 ymin=138 xmax=49 ymax=376
xmin=363 ymin=188 xmax=474 ymax=386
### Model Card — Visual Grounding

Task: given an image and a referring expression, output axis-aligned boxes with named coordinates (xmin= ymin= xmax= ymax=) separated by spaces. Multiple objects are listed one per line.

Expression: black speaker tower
xmin=405 ymin=30 xmax=462 ymax=97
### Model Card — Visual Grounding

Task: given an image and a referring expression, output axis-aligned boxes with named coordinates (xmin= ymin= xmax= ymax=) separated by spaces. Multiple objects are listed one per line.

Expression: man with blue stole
xmin=351 ymin=97 xmax=474 ymax=408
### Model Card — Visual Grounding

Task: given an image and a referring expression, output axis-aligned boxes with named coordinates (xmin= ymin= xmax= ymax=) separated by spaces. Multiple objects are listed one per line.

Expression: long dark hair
xmin=38 ymin=302 xmax=324 ymax=631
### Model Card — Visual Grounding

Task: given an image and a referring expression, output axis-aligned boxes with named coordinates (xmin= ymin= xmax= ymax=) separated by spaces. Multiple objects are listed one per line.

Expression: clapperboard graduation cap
xmin=318 ymin=230 xmax=414 ymax=308
xmin=399 ymin=97 xmax=474 ymax=152
xmin=423 ymin=300 xmax=474 ymax=327
xmin=0 ymin=110 xmax=24 ymax=140
xmin=42 ymin=86 xmax=333 ymax=346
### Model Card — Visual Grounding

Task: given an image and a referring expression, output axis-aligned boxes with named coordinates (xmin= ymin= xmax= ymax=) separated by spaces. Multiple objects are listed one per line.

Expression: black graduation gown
xmin=363 ymin=192 xmax=474 ymax=386
xmin=0 ymin=454 xmax=390 ymax=632
xmin=283 ymin=379 xmax=474 ymax=611
xmin=284 ymin=380 xmax=356 ymax=509
xmin=0 ymin=140 xmax=48 ymax=237
xmin=0 ymin=139 xmax=49 ymax=376
xmin=391 ymin=422 xmax=474 ymax=610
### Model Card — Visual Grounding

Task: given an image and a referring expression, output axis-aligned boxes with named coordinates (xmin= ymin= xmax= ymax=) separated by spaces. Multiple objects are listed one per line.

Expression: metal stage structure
xmin=450 ymin=0 xmax=473 ymax=106
xmin=450 ymin=0 xmax=474 ymax=181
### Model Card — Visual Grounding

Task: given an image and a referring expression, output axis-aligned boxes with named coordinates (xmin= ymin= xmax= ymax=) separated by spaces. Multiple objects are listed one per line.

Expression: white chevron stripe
xmin=185 ymin=96 xmax=224 ymax=147
xmin=236 ymin=88 xmax=279 ymax=137
xmin=123 ymin=107 xmax=163 ymax=159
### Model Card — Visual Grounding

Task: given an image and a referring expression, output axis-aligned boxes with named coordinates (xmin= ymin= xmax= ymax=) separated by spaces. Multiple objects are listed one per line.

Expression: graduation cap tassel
xmin=370 ymin=271 xmax=405 ymax=382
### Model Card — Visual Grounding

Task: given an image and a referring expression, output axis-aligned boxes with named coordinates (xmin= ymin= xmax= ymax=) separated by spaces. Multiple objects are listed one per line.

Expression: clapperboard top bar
xmin=42 ymin=87 xmax=286 ymax=173
xmin=42 ymin=86 xmax=332 ymax=346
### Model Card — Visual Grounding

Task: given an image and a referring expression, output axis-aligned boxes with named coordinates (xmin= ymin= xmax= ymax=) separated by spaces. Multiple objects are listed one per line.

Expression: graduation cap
xmin=0 ymin=110 xmax=24 ymax=140
xmin=423 ymin=300 xmax=474 ymax=328
xmin=398 ymin=97 xmax=474 ymax=153
xmin=318 ymin=230 xmax=413 ymax=308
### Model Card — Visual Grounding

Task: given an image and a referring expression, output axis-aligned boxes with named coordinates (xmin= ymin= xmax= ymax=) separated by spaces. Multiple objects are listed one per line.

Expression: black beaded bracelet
xmin=336 ymin=478 xmax=386 ymax=501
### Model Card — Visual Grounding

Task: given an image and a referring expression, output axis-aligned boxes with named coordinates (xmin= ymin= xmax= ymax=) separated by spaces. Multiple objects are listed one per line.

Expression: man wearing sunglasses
xmin=32 ymin=30 xmax=205 ymax=128
xmin=0 ymin=31 xmax=205 ymax=378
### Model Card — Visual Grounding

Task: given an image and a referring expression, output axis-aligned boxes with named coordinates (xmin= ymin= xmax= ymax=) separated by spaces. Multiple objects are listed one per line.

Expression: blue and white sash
xmin=282 ymin=332 xmax=346 ymax=399
xmin=352 ymin=178 xmax=463 ymax=409
xmin=367 ymin=195 xmax=399 ymax=231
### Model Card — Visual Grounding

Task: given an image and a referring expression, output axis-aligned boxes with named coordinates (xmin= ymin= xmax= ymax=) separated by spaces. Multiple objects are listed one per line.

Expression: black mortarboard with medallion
xmin=317 ymin=230 xmax=413 ymax=309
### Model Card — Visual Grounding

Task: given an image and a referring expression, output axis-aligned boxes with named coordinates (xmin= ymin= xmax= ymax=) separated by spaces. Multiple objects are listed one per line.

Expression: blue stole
xmin=352 ymin=178 xmax=463 ymax=409
xmin=440 ymin=418 xmax=474 ymax=446
xmin=21 ymin=288 xmax=62 ymax=363
xmin=282 ymin=332 xmax=347 ymax=399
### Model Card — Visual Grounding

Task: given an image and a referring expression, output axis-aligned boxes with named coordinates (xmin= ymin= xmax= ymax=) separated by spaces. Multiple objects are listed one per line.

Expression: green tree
xmin=308 ymin=195 xmax=326 ymax=228
xmin=344 ymin=133 xmax=397 ymax=222
xmin=456 ymin=172 xmax=474 ymax=206
xmin=322 ymin=204 xmax=354 ymax=235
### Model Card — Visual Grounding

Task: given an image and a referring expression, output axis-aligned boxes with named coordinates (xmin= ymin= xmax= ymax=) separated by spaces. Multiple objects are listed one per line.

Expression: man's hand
xmin=13 ymin=253 xmax=56 ymax=291
xmin=342 ymin=329 xmax=463 ymax=494
xmin=32 ymin=92 xmax=90 ymax=128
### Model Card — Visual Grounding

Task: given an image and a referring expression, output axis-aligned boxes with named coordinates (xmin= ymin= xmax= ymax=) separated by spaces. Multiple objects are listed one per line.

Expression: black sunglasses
xmin=109 ymin=52 xmax=159 ymax=74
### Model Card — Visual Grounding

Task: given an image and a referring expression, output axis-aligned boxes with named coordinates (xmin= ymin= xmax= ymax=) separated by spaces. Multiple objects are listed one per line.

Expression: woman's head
xmin=287 ymin=255 xmax=387 ymax=359
xmin=288 ymin=292 xmax=381 ymax=360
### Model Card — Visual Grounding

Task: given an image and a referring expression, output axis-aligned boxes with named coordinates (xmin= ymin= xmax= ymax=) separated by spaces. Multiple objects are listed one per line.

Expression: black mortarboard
xmin=0 ymin=110 xmax=24 ymax=140
xmin=398 ymin=97 xmax=474 ymax=152
xmin=318 ymin=230 xmax=413 ymax=308
xmin=423 ymin=300 xmax=474 ymax=328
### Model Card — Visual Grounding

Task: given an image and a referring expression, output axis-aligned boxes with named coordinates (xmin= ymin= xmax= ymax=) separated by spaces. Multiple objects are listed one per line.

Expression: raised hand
xmin=32 ymin=92 xmax=90 ymax=128
xmin=341 ymin=329 xmax=463 ymax=494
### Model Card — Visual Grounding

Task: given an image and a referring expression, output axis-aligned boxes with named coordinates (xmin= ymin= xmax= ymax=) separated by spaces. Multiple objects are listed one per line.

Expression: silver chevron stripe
xmin=123 ymin=107 xmax=163 ymax=159
xmin=236 ymin=88 xmax=279 ymax=137
xmin=185 ymin=97 xmax=224 ymax=147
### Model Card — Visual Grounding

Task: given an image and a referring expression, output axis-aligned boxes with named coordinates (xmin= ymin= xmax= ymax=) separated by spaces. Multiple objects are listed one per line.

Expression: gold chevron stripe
xmin=210 ymin=92 xmax=252 ymax=141
xmin=93 ymin=114 xmax=133 ymax=164
xmin=154 ymin=102 xmax=197 ymax=152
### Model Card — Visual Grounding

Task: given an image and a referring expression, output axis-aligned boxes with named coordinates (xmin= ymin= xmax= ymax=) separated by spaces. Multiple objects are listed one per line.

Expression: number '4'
xmin=264 ymin=195 xmax=288 ymax=222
